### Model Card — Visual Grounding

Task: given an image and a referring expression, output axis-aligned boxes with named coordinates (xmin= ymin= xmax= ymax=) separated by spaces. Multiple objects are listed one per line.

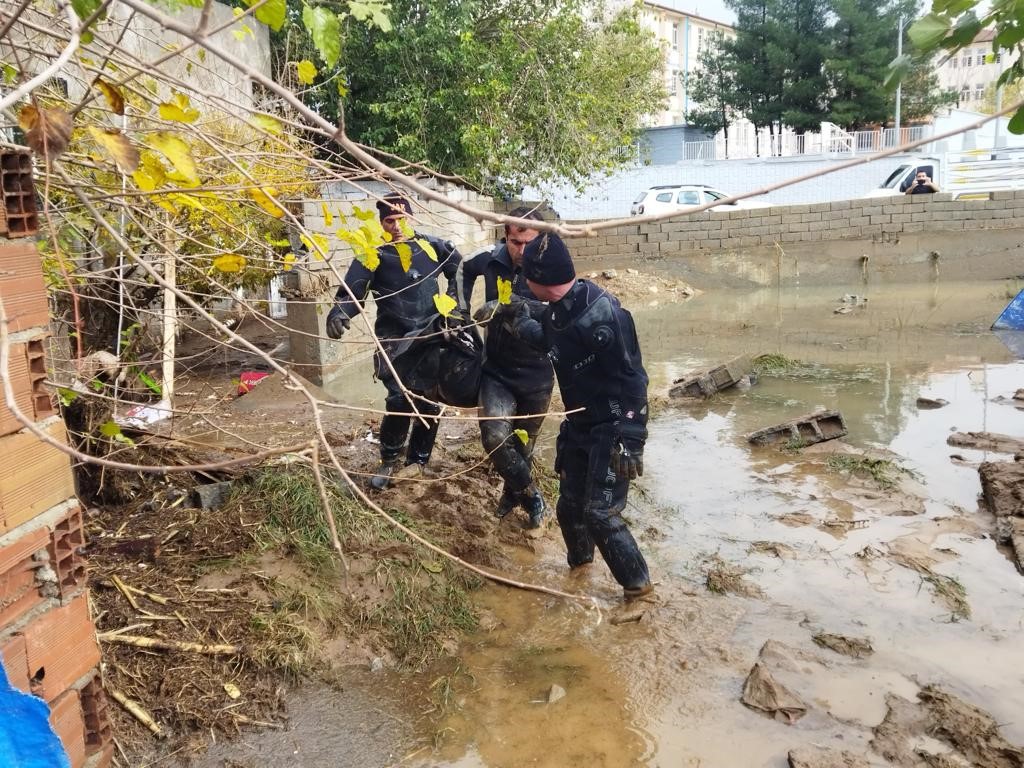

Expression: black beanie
xmin=376 ymin=195 xmax=412 ymax=220
xmin=522 ymin=233 xmax=576 ymax=286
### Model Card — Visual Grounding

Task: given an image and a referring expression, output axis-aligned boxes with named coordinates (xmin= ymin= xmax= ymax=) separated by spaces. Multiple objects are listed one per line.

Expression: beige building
xmin=935 ymin=29 xmax=1015 ymax=109
xmin=640 ymin=1 xmax=734 ymax=126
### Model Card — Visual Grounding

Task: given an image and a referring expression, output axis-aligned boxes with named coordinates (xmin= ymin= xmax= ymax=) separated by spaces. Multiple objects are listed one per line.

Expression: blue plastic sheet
xmin=992 ymin=288 xmax=1024 ymax=331
xmin=0 ymin=658 xmax=70 ymax=768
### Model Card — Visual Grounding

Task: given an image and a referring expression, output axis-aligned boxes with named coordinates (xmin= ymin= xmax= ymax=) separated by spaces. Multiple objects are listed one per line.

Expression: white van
xmin=864 ymin=148 xmax=1024 ymax=199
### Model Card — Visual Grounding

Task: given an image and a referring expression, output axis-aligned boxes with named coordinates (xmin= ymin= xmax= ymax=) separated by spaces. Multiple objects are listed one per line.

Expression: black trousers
xmin=478 ymin=374 xmax=551 ymax=493
xmin=555 ymin=420 xmax=650 ymax=590
xmin=376 ymin=350 xmax=440 ymax=464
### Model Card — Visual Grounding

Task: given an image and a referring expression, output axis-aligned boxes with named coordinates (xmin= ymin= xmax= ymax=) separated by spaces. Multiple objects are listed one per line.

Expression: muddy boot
xmin=370 ymin=457 xmax=402 ymax=491
xmin=494 ymin=488 xmax=519 ymax=519
xmin=521 ymin=485 xmax=547 ymax=529
xmin=406 ymin=415 xmax=440 ymax=467
xmin=623 ymin=582 xmax=654 ymax=602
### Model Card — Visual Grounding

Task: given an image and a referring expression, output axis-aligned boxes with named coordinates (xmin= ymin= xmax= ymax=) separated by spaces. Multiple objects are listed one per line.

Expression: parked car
xmin=630 ymin=184 xmax=771 ymax=216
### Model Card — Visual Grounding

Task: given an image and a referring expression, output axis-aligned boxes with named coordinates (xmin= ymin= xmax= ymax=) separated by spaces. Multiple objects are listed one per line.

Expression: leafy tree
xmin=338 ymin=0 xmax=665 ymax=191
xmin=686 ymin=32 xmax=741 ymax=157
xmin=981 ymin=79 xmax=1024 ymax=115
xmin=726 ymin=0 xmax=787 ymax=153
xmin=776 ymin=0 xmax=830 ymax=132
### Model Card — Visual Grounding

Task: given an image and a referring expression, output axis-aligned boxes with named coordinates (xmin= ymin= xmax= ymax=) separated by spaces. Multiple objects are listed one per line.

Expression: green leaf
xmin=908 ymin=13 xmax=952 ymax=52
xmin=420 ymin=560 xmax=443 ymax=574
xmin=302 ymin=5 xmax=342 ymax=68
xmin=1008 ymin=107 xmax=1024 ymax=135
xmin=994 ymin=26 xmax=1024 ymax=50
xmin=884 ymin=54 xmax=913 ymax=92
xmin=248 ymin=0 xmax=286 ymax=31
xmin=296 ymin=59 xmax=318 ymax=85
xmin=1 ymin=63 xmax=17 ymax=85
xmin=100 ymin=420 xmax=135 ymax=444
xmin=513 ymin=428 xmax=529 ymax=445
xmin=946 ymin=13 xmax=982 ymax=49
xmin=136 ymin=369 xmax=163 ymax=396
xmin=70 ymin=0 xmax=101 ymax=20
xmin=57 ymin=387 xmax=77 ymax=407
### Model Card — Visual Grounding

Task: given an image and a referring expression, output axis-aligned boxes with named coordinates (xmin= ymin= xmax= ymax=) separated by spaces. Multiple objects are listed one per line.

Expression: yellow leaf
xmin=358 ymin=248 xmax=380 ymax=271
xmin=212 ymin=254 xmax=247 ymax=273
xmin=394 ymin=242 xmax=412 ymax=272
xmin=223 ymin=682 xmax=242 ymax=700
xmin=300 ymin=232 xmax=329 ymax=260
xmin=250 ymin=114 xmax=282 ymax=135
xmin=149 ymin=132 xmax=199 ymax=186
xmin=352 ymin=205 xmax=375 ymax=221
xmin=296 ymin=59 xmax=317 ymax=85
xmin=398 ymin=218 xmax=414 ymax=239
xmin=496 ymin=276 xmax=512 ymax=305
xmin=158 ymin=92 xmax=200 ymax=123
xmin=514 ymin=428 xmax=529 ymax=445
xmin=417 ymin=238 xmax=438 ymax=262
xmin=433 ymin=293 xmax=456 ymax=317
xmin=249 ymin=186 xmax=285 ymax=217
xmin=321 ymin=202 xmax=333 ymax=227
xmin=282 ymin=253 xmax=297 ymax=271
xmin=94 ymin=79 xmax=125 ymax=115
xmin=131 ymin=151 xmax=166 ymax=191
xmin=88 ymin=126 xmax=139 ymax=173
xmin=420 ymin=560 xmax=443 ymax=574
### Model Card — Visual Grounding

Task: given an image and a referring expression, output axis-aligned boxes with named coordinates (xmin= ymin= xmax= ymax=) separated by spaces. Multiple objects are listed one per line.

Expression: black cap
xmin=376 ymin=195 xmax=412 ymax=220
xmin=522 ymin=233 xmax=575 ymax=286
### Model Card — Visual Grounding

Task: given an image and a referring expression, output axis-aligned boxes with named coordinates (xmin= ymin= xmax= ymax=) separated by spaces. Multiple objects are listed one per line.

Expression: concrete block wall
xmin=564 ymin=192 xmax=1024 ymax=286
xmin=0 ymin=149 xmax=112 ymax=768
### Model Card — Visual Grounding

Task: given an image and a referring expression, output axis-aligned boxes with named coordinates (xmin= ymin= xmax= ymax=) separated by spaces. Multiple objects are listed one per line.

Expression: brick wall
xmin=565 ymin=192 xmax=1024 ymax=286
xmin=0 ymin=149 xmax=112 ymax=768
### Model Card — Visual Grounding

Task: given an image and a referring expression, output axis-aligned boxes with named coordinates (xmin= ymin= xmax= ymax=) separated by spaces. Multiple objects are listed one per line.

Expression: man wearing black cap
xmin=458 ymin=206 xmax=552 ymax=528
xmin=506 ymin=232 xmax=652 ymax=600
xmin=326 ymin=194 xmax=465 ymax=489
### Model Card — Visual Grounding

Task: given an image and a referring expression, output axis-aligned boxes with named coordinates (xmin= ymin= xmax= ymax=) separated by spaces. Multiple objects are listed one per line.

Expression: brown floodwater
xmin=199 ymin=278 xmax=1024 ymax=767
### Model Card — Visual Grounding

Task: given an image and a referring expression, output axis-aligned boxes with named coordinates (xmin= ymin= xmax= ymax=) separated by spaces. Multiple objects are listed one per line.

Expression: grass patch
xmin=923 ymin=573 xmax=970 ymax=622
xmin=752 ymin=353 xmax=801 ymax=376
xmin=825 ymin=454 xmax=911 ymax=490
xmin=240 ymin=466 xmax=396 ymax=572
xmin=250 ymin=607 xmax=321 ymax=677
xmin=703 ymin=555 xmax=763 ymax=598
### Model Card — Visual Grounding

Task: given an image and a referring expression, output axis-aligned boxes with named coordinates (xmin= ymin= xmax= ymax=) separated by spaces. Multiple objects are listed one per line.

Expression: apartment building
xmin=935 ymin=29 xmax=1015 ymax=110
xmin=640 ymin=0 xmax=734 ymax=126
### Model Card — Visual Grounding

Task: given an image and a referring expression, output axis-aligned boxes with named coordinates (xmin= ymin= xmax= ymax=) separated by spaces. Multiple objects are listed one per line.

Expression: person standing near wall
xmin=325 ymin=195 xmax=464 ymax=489
xmin=458 ymin=207 xmax=553 ymax=528
xmin=504 ymin=233 xmax=653 ymax=600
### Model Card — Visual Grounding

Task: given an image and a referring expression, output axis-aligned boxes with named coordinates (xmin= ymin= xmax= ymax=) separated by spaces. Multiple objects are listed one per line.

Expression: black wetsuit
xmin=459 ymin=244 xmax=554 ymax=493
xmin=328 ymin=234 xmax=462 ymax=463
xmin=515 ymin=279 xmax=650 ymax=590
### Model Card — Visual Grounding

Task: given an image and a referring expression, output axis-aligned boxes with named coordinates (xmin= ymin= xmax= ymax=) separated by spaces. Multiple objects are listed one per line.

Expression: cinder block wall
xmin=564 ymin=192 xmax=1024 ymax=286
xmin=0 ymin=149 xmax=113 ymax=768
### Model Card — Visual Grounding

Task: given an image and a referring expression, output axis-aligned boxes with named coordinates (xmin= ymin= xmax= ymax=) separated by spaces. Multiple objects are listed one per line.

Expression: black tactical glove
xmin=610 ymin=422 xmax=646 ymax=480
xmin=326 ymin=312 xmax=351 ymax=339
xmin=495 ymin=294 xmax=526 ymax=316
xmin=473 ymin=300 xmax=499 ymax=323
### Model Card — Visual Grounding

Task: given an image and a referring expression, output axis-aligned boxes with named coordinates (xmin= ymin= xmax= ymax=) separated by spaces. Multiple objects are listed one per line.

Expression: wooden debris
xmin=107 ymin=685 xmax=164 ymax=738
xmin=98 ymin=632 xmax=242 ymax=656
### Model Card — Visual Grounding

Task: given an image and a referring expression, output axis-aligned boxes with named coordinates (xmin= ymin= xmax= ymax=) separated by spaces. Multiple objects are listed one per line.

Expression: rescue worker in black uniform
xmin=325 ymin=195 xmax=464 ymax=490
xmin=458 ymin=207 xmax=553 ymax=528
xmin=506 ymin=233 xmax=652 ymax=600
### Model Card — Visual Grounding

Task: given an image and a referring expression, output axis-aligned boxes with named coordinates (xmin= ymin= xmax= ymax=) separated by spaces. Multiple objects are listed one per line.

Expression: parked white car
xmin=630 ymin=184 xmax=771 ymax=216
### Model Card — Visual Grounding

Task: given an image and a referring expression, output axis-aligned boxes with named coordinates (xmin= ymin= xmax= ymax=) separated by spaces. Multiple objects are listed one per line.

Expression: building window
xmin=670 ymin=68 xmax=679 ymax=96
xmin=977 ymin=46 xmax=986 ymax=60
xmin=964 ymin=54 xmax=972 ymax=66
xmin=975 ymin=83 xmax=985 ymax=100
xmin=671 ymin=22 xmax=679 ymax=51
xmin=960 ymin=85 xmax=970 ymax=101
xmin=949 ymin=56 xmax=957 ymax=69
xmin=697 ymin=27 xmax=704 ymax=52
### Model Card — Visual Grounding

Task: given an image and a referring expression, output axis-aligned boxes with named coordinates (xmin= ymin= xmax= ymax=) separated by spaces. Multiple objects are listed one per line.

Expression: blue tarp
xmin=0 ymin=659 xmax=70 ymax=768
xmin=992 ymin=288 xmax=1024 ymax=330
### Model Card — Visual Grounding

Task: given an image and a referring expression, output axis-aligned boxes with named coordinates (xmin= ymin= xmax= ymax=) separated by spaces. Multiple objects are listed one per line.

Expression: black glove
xmin=610 ymin=422 xmax=646 ymax=480
xmin=473 ymin=301 xmax=499 ymax=322
xmin=326 ymin=312 xmax=350 ymax=339
xmin=495 ymin=294 xmax=526 ymax=316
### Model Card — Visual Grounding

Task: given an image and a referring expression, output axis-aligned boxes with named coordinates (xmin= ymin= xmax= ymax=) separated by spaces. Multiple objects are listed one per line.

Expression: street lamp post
xmin=894 ymin=14 xmax=904 ymax=147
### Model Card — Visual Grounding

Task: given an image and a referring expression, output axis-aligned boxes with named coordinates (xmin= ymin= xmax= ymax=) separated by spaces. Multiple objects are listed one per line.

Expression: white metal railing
xmin=683 ymin=125 xmax=932 ymax=161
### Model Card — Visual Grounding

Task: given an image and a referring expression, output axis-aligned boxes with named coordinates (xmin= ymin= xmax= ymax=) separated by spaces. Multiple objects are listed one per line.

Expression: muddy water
xmin=422 ymin=279 xmax=1024 ymax=767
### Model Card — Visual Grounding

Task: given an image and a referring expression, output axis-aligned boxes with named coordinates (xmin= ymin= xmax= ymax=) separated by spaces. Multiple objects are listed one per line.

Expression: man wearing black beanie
xmin=326 ymin=194 xmax=465 ymax=489
xmin=508 ymin=233 xmax=653 ymax=600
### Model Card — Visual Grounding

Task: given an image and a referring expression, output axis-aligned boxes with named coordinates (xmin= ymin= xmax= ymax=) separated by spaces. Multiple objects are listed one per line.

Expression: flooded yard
xmin=195 ymin=278 xmax=1024 ymax=767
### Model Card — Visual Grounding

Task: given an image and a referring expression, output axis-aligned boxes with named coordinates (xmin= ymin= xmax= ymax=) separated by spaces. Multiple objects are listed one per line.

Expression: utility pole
xmin=994 ymin=52 xmax=1007 ymax=149
xmin=894 ymin=14 xmax=904 ymax=146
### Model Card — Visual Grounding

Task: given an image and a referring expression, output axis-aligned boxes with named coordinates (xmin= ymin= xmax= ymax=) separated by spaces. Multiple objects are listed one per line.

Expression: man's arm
xmin=456 ymin=246 xmax=491 ymax=315
xmin=434 ymin=238 xmax=467 ymax=311
xmin=330 ymin=260 xmax=373 ymax=319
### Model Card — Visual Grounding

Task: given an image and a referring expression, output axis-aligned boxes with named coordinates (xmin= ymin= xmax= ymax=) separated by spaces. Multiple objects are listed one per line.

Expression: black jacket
xmin=516 ymin=280 xmax=648 ymax=434
xmin=328 ymin=233 xmax=462 ymax=344
xmin=459 ymin=243 xmax=554 ymax=394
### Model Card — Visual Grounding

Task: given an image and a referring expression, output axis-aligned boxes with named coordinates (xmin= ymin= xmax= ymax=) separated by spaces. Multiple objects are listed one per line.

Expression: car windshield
xmin=882 ymin=165 xmax=911 ymax=189
xmin=633 ymin=191 xmax=648 ymax=204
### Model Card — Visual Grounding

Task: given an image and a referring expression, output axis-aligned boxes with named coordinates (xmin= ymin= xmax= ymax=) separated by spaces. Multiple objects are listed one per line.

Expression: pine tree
xmin=726 ymin=0 xmax=786 ymax=154
xmin=776 ymin=0 xmax=831 ymax=132
xmin=686 ymin=33 xmax=741 ymax=157
xmin=826 ymin=0 xmax=898 ymax=129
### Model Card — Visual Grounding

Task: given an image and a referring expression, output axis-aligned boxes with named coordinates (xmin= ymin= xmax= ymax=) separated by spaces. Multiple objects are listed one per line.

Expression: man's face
xmin=506 ymin=225 xmax=541 ymax=266
xmin=526 ymin=279 xmax=574 ymax=303
xmin=916 ymin=172 xmax=928 ymax=183
xmin=382 ymin=214 xmax=406 ymax=240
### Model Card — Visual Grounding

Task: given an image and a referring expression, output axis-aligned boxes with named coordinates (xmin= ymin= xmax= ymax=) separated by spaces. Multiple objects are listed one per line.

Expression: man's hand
xmin=611 ymin=439 xmax=644 ymax=479
xmin=326 ymin=313 xmax=350 ymax=339
xmin=473 ymin=301 xmax=499 ymax=322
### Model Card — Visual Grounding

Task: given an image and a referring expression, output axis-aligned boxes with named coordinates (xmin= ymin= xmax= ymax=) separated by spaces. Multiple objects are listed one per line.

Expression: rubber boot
xmin=406 ymin=416 xmax=440 ymax=467
xmin=622 ymin=582 xmax=654 ymax=602
xmin=494 ymin=487 xmax=519 ymax=519
xmin=370 ymin=457 xmax=402 ymax=490
xmin=521 ymin=484 xmax=547 ymax=529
